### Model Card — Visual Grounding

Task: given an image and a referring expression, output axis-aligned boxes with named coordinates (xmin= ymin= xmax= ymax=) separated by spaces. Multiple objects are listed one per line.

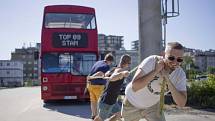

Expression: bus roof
xmin=44 ymin=5 xmax=95 ymax=14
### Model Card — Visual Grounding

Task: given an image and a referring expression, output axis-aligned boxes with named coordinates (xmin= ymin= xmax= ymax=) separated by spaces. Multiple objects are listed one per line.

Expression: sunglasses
xmin=167 ymin=56 xmax=183 ymax=62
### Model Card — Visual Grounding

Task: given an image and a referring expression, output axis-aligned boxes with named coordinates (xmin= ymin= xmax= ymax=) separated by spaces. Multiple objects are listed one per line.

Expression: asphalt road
xmin=0 ymin=87 xmax=214 ymax=121
xmin=0 ymin=87 xmax=90 ymax=121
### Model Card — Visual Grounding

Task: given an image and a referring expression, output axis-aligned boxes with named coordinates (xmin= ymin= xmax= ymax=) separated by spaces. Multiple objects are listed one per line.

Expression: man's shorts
xmin=122 ymin=98 xmax=166 ymax=121
xmin=98 ymin=101 xmax=121 ymax=120
xmin=88 ymin=84 xmax=105 ymax=102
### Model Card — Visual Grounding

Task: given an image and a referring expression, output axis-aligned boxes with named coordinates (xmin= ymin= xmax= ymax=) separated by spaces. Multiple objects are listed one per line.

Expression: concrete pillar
xmin=138 ymin=0 xmax=162 ymax=61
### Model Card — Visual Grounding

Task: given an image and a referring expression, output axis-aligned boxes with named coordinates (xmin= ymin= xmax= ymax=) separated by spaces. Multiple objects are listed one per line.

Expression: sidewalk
xmin=0 ymin=87 xmax=6 ymax=90
xmin=164 ymin=105 xmax=215 ymax=121
xmin=123 ymin=105 xmax=215 ymax=121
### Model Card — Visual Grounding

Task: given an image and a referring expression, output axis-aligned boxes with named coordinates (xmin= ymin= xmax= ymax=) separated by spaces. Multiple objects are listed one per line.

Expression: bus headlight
xmin=43 ymin=77 xmax=48 ymax=82
xmin=43 ymin=86 xmax=48 ymax=91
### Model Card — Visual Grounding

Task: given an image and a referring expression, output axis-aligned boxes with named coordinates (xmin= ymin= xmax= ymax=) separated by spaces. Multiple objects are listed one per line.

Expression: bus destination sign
xmin=52 ymin=32 xmax=88 ymax=48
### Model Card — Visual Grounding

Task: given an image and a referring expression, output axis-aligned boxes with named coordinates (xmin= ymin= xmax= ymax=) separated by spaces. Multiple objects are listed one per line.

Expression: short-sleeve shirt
xmin=100 ymin=78 xmax=124 ymax=105
xmin=125 ymin=55 xmax=187 ymax=108
xmin=89 ymin=60 xmax=110 ymax=85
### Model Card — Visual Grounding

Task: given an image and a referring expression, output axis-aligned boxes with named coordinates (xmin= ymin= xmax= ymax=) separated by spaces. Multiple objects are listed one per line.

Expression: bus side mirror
xmin=34 ymin=51 xmax=39 ymax=60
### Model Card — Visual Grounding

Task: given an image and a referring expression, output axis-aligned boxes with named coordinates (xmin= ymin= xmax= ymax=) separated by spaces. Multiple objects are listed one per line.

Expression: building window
xmin=6 ymin=71 xmax=10 ymax=74
xmin=34 ymin=67 xmax=38 ymax=70
xmin=28 ymin=55 xmax=32 ymax=59
xmin=28 ymin=50 xmax=33 ymax=53
xmin=107 ymin=40 xmax=111 ymax=44
xmin=34 ymin=61 xmax=38 ymax=64
xmin=7 ymin=63 xmax=10 ymax=66
xmin=34 ymin=73 xmax=38 ymax=77
xmin=0 ymin=63 xmax=2 ymax=66
xmin=29 ymin=73 xmax=32 ymax=77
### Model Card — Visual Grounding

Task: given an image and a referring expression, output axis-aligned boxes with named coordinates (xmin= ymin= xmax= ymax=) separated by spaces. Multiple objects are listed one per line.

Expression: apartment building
xmin=98 ymin=34 xmax=125 ymax=59
xmin=0 ymin=60 xmax=23 ymax=87
xmin=10 ymin=43 xmax=40 ymax=85
xmin=194 ymin=50 xmax=215 ymax=72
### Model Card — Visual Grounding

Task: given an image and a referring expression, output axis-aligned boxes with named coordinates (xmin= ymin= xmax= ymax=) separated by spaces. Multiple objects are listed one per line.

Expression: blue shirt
xmin=89 ymin=60 xmax=110 ymax=85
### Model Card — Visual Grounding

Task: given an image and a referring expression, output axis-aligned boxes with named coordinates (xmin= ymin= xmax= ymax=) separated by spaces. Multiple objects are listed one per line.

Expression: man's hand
xmin=155 ymin=60 xmax=165 ymax=74
xmin=105 ymin=67 xmax=117 ymax=77
xmin=122 ymin=71 xmax=129 ymax=78
xmin=87 ymin=71 xmax=105 ymax=81
xmin=160 ymin=69 xmax=187 ymax=107
xmin=160 ymin=69 xmax=169 ymax=79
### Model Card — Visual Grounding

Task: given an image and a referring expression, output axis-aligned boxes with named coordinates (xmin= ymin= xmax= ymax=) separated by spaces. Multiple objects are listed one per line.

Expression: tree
xmin=182 ymin=56 xmax=199 ymax=79
xmin=182 ymin=56 xmax=194 ymax=70
xmin=207 ymin=66 xmax=215 ymax=74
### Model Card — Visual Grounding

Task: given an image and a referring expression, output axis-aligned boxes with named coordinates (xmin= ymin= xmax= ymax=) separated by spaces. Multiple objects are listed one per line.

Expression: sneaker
xmin=91 ymin=115 xmax=96 ymax=120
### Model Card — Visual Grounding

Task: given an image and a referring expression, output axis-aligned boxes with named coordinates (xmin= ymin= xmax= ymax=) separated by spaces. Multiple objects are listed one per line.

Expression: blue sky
xmin=0 ymin=0 xmax=215 ymax=60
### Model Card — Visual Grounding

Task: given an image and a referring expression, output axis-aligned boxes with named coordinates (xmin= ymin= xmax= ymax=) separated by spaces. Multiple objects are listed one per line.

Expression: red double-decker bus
xmin=41 ymin=5 xmax=98 ymax=102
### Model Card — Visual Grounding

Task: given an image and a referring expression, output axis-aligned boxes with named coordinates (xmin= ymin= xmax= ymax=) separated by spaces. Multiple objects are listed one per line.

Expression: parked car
xmin=196 ymin=75 xmax=208 ymax=81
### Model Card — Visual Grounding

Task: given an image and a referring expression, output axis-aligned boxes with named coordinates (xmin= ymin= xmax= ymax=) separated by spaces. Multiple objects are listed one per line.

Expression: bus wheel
xmin=43 ymin=100 xmax=50 ymax=103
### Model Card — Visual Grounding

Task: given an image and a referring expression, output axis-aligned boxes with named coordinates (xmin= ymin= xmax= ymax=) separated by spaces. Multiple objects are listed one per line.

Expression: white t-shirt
xmin=125 ymin=55 xmax=187 ymax=109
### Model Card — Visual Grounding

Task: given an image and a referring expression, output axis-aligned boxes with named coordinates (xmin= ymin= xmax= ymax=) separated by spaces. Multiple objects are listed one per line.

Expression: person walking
xmin=87 ymin=53 xmax=114 ymax=120
xmin=94 ymin=54 xmax=131 ymax=121
xmin=122 ymin=42 xmax=187 ymax=121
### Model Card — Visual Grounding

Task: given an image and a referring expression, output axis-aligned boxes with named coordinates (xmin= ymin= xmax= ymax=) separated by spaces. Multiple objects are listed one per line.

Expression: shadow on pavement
xmin=189 ymin=106 xmax=215 ymax=113
xmin=43 ymin=100 xmax=91 ymax=119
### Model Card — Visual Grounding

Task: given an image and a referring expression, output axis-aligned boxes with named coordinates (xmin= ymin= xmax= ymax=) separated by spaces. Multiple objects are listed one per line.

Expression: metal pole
xmin=138 ymin=0 xmax=163 ymax=61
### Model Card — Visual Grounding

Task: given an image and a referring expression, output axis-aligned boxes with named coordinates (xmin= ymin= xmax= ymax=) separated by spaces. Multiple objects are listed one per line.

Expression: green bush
xmin=25 ymin=80 xmax=33 ymax=87
xmin=187 ymin=74 xmax=215 ymax=108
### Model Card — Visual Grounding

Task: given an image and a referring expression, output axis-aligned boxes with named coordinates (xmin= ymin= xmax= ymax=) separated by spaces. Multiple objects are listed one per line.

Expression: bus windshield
xmin=42 ymin=53 xmax=96 ymax=75
xmin=45 ymin=13 xmax=96 ymax=29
